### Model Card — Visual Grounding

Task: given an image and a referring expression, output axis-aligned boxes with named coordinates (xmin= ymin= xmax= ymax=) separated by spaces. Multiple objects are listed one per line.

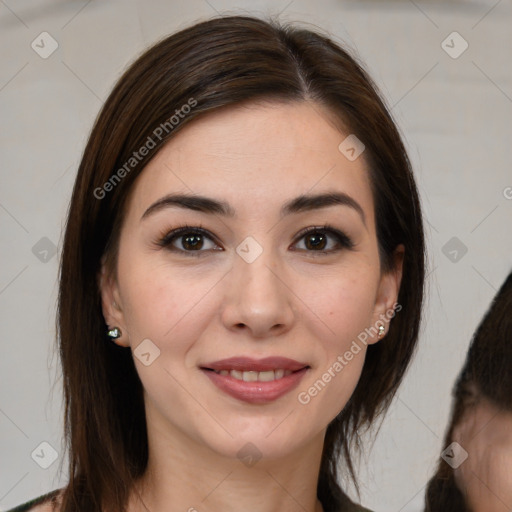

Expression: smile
xmin=199 ymin=356 xmax=311 ymax=403
xmin=211 ymin=369 xmax=294 ymax=381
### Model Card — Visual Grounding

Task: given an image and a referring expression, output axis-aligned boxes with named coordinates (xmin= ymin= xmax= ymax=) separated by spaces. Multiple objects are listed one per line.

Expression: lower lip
xmin=201 ymin=368 xmax=309 ymax=404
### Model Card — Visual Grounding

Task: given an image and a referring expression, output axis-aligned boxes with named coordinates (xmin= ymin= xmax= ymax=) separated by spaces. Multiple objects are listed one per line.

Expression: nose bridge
xmin=222 ymin=236 xmax=294 ymax=336
xmin=234 ymin=239 xmax=284 ymax=304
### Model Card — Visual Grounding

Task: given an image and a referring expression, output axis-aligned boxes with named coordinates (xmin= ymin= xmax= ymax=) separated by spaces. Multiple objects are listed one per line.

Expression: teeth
xmin=274 ymin=369 xmax=285 ymax=379
xmin=243 ymin=371 xmax=258 ymax=382
xmin=214 ymin=369 xmax=294 ymax=381
xmin=231 ymin=369 xmax=243 ymax=380
xmin=257 ymin=371 xmax=275 ymax=382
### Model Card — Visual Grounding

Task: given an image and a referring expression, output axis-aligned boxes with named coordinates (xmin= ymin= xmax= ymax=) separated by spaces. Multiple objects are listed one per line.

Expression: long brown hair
xmin=424 ymin=271 xmax=512 ymax=511
xmin=56 ymin=14 xmax=426 ymax=512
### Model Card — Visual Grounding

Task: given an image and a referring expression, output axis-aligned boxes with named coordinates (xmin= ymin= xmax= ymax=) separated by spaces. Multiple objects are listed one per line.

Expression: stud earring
xmin=107 ymin=327 xmax=122 ymax=339
xmin=378 ymin=325 xmax=385 ymax=338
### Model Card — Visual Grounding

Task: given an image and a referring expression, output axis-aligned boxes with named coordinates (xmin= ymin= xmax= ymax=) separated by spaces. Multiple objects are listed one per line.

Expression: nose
xmin=220 ymin=249 xmax=295 ymax=339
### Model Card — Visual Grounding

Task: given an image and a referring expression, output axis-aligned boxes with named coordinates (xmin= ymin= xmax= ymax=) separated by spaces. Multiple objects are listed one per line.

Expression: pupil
xmin=180 ymin=233 xmax=328 ymax=251
xmin=183 ymin=234 xmax=202 ymax=250
xmin=306 ymin=233 xmax=326 ymax=250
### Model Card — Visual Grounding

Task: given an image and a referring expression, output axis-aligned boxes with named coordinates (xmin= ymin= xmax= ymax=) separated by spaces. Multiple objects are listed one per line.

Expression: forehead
xmin=125 ymin=100 xmax=374 ymax=222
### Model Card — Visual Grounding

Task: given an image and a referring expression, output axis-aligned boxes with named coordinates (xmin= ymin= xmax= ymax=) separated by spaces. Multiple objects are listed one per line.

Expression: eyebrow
xmin=141 ymin=191 xmax=366 ymax=225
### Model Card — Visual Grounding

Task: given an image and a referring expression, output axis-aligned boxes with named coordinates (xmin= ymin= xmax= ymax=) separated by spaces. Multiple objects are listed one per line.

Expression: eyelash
xmin=155 ymin=223 xmax=355 ymax=257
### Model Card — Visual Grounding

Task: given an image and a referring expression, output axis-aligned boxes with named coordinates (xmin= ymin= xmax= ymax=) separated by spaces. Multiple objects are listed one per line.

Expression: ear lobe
xmin=98 ymin=263 xmax=128 ymax=347
xmin=368 ymin=245 xmax=405 ymax=345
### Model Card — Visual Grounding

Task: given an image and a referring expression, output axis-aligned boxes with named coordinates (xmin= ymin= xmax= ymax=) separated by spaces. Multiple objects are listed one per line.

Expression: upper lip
xmin=201 ymin=357 xmax=309 ymax=372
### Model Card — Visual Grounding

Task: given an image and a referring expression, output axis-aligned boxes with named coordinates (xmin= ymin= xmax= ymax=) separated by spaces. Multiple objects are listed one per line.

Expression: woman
xmin=8 ymin=14 xmax=425 ymax=512
xmin=425 ymin=271 xmax=512 ymax=511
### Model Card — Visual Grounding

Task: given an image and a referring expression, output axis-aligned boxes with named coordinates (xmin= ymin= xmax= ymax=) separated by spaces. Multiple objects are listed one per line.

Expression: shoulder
xmin=4 ymin=489 xmax=63 ymax=512
xmin=342 ymin=500 xmax=374 ymax=512
xmin=331 ymin=492 xmax=374 ymax=512
xmin=346 ymin=506 xmax=373 ymax=512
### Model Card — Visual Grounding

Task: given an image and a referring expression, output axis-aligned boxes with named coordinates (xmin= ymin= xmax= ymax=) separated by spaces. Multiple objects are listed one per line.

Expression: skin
xmin=453 ymin=395 xmax=512 ymax=511
xmin=99 ymin=100 xmax=403 ymax=512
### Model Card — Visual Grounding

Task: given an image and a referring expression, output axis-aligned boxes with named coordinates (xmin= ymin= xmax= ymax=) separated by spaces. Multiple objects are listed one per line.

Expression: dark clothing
xmin=5 ymin=489 xmax=61 ymax=511
xmin=5 ymin=489 xmax=374 ymax=511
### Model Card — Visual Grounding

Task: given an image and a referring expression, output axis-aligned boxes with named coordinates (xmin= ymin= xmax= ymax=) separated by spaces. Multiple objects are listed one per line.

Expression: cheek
xmin=295 ymin=270 xmax=379 ymax=414
xmin=118 ymin=255 xmax=222 ymax=351
xmin=317 ymin=269 xmax=379 ymax=345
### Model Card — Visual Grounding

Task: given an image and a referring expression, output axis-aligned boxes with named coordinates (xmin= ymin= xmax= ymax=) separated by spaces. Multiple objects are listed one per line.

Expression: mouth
xmin=201 ymin=367 xmax=308 ymax=381
xmin=199 ymin=356 xmax=311 ymax=404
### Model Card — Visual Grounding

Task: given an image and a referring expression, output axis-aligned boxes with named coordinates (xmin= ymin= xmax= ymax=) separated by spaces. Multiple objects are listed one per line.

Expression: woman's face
xmin=453 ymin=395 xmax=512 ymax=511
xmin=100 ymin=100 xmax=402 ymax=462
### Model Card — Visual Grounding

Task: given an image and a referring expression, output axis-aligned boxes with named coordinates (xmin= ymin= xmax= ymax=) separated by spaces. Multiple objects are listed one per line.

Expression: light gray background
xmin=1 ymin=0 xmax=511 ymax=510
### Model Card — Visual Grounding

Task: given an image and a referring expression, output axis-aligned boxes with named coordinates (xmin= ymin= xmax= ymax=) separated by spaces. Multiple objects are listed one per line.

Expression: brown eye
xmin=304 ymin=232 xmax=328 ymax=251
xmin=180 ymin=233 xmax=205 ymax=250
xmin=292 ymin=225 xmax=354 ymax=254
xmin=156 ymin=223 xmax=353 ymax=257
xmin=157 ymin=225 xmax=221 ymax=255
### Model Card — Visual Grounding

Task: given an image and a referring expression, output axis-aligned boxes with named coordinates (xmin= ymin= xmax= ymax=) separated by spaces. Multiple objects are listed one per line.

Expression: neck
xmin=127 ymin=409 xmax=326 ymax=512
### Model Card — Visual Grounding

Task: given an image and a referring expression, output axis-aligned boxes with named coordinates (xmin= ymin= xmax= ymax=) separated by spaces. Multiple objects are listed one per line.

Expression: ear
xmin=368 ymin=244 xmax=404 ymax=345
xmin=98 ymin=257 xmax=129 ymax=347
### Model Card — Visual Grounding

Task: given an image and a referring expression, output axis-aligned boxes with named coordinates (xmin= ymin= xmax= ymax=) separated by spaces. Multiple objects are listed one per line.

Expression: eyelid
xmin=155 ymin=223 xmax=354 ymax=255
xmin=290 ymin=224 xmax=355 ymax=252
xmin=155 ymin=224 xmax=221 ymax=252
